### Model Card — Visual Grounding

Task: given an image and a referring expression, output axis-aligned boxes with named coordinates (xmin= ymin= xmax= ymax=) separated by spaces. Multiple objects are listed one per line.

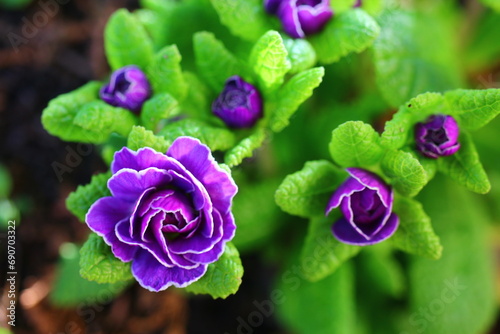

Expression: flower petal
xmin=332 ymin=213 xmax=399 ymax=246
xmin=325 ymin=176 xmax=365 ymax=215
xmin=86 ymin=196 xmax=132 ymax=236
xmin=108 ymin=168 xmax=172 ymax=202
xmin=111 ymin=147 xmax=180 ymax=174
xmin=346 ymin=168 xmax=393 ymax=209
xmin=278 ymin=1 xmax=305 ymax=38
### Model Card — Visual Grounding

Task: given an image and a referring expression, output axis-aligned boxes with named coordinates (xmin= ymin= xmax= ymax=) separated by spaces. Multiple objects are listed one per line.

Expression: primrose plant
xmin=42 ymin=0 xmax=500 ymax=333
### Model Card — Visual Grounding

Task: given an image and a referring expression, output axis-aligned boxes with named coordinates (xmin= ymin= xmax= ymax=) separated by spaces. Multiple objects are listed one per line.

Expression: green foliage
xmin=0 ymin=164 xmax=12 ymax=198
xmin=127 ymin=125 xmax=170 ymax=153
xmin=329 ymin=121 xmax=384 ymax=167
xmin=300 ymin=216 xmax=360 ymax=282
xmin=104 ymin=9 xmax=154 ymax=71
xmin=381 ymin=149 xmax=428 ymax=197
xmin=479 ymin=0 xmax=500 ymax=11
xmin=184 ymin=242 xmax=243 ymax=299
xmin=140 ymin=93 xmax=179 ymax=131
xmin=275 ymin=160 xmax=346 ymax=218
xmin=391 ymin=197 xmax=442 ymax=260
xmin=224 ymin=128 xmax=266 ymax=167
xmin=308 ymin=9 xmax=380 ymax=64
xmin=66 ymin=172 xmax=112 ymax=223
xmin=80 ymin=233 xmax=134 ymax=284
xmin=283 ymin=37 xmax=317 ymax=74
xmin=249 ymin=30 xmax=291 ymax=92
xmin=270 ymin=67 xmax=325 ymax=132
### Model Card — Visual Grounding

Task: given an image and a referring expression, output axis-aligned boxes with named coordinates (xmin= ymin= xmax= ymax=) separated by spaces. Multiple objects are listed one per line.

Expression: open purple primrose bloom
xmin=264 ymin=0 xmax=333 ymax=39
xmin=86 ymin=137 xmax=238 ymax=291
xmin=415 ymin=115 xmax=460 ymax=159
xmin=212 ymin=76 xmax=263 ymax=129
xmin=100 ymin=65 xmax=151 ymax=113
xmin=326 ymin=168 xmax=399 ymax=246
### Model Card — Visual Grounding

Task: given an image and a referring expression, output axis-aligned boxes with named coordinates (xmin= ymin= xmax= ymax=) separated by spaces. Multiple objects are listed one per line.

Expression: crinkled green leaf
xmin=51 ymin=243 xmax=129 ymax=306
xmin=283 ymin=37 xmax=317 ymax=74
xmin=329 ymin=121 xmax=384 ymax=167
xmin=408 ymin=178 xmax=496 ymax=334
xmin=373 ymin=10 xmax=462 ymax=107
xmin=437 ymin=132 xmax=490 ymax=194
xmin=275 ymin=160 xmax=345 ymax=218
xmin=209 ymin=0 xmax=270 ymax=41
xmin=127 ymin=125 xmax=170 ymax=152
xmin=158 ymin=119 xmax=236 ymax=151
xmin=146 ymin=45 xmax=188 ymax=101
xmin=140 ymin=93 xmax=179 ymax=131
xmin=308 ymin=9 xmax=380 ymax=64
xmin=300 ymin=216 xmax=360 ymax=282
xmin=381 ymin=149 xmax=427 ymax=197
xmin=479 ymin=0 xmax=500 ymax=11
xmin=224 ymin=128 xmax=266 ymax=167
xmin=73 ymin=101 xmax=137 ymax=143
xmin=249 ymin=30 xmax=291 ymax=92
xmin=41 ymin=81 xmax=101 ymax=142
xmin=391 ymin=197 xmax=442 ymax=260
xmin=270 ymin=67 xmax=324 ymax=132
xmin=80 ymin=233 xmax=133 ymax=284
xmin=277 ymin=261 xmax=356 ymax=334
xmin=184 ymin=242 xmax=243 ymax=299
xmin=66 ymin=172 xmax=112 ymax=223
xmin=104 ymin=9 xmax=154 ymax=70
xmin=194 ymin=31 xmax=247 ymax=92
xmin=381 ymin=92 xmax=446 ymax=149
xmin=465 ymin=10 xmax=500 ymax=72
xmin=444 ymin=89 xmax=500 ymax=131
xmin=181 ymin=71 xmax=211 ymax=119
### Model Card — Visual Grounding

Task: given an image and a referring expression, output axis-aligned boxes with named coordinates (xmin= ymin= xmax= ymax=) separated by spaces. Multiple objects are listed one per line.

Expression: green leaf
xmin=184 ymin=242 xmax=243 ymax=299
xmin=283 ymin=37 xmax=317 ymax=74
xmin=51 ymin=242 xmax=129 ymax=306
xmin=209 ymin=0 xmax=270 ymax=41
xmin=407 ymin=178 xmax=496 ymax=334
xmin=193 ymin=31 xmax=247 ymax=92
xmin=372 ymin=10 xmax=462 ymax=107
xmin=444 ymin=89 xmax=500 ymax=131
xmin=275 ymin=160 xmax=345 ymax=218
xmin=465 ymin=10 xmax=500 ymax=72
xmin=127 ymin=125 xmax=170 ymax=152
xmin=0 ymin=164 xmax=12 ymax=198
xmin=270 ymin=67 xmax=325 ymax=132
xmin=181 ymin=71 xmax=211 ymax=119
xmin=277 ymin=261 xmax=356 ymax=334
xmin=146 ymin=45 xmax=188 ymax=101
xmin=391 ymin=197 xmax=442 ymax=260
xmin=437 ymin=133 xmax=490 ymax=194
xmin=41 ymin=81 xmax=101 ymax=142
xmin=381 ymin=149 xmax=427 ymax=197
xmin=73 ymin=101 xmax=138 ymax=143
xmin=158 ymin=119 xmax=236 ymax=151
xmin=249 ymin=30 xmax=291 ymax=92
xmin=479 ymin=0 xmax=500 ymax=11
xmin=104 ymin=9 xmax=154 ymax=70
xmin=308 ymin=9 xmax=380 ymax=64
xmin=300 ymin=216 xmax=360 ymax=282
xmin=140 ymin=93 xmax=179 ymax=131
xmin=380 ymin=92 xmax=447 ymax=149
xmin=80 ymin=233 xmax=134 ymax=284
xmin=66 ymin=172 xmax=112 ymax=223
xmin=329 ymin=121 xmax=384 ymax=167
xmin=224 ymin=128 xmax=266 ymax=167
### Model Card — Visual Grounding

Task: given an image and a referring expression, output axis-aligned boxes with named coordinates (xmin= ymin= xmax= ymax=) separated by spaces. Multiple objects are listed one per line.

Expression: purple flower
xmin=415 ymin=115 xmax=460 ymax=159
xmin=100 ymin=65 xmax=151 ymax=113
xmin=353 ymin=0 xmax=361 ymax=7
xmin=264 ymin=0 xmax=333 ymax=39
xmin=212 ymin=76 xmax=263 ymax=129
xmin=326 ymin=168 xmax=399 ymax=246
xmin=86 ymin=137 xmax=238 ymax=291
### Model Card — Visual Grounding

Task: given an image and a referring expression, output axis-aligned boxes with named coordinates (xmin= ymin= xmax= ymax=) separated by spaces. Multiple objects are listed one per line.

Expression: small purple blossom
xmin=212 ymin=76 xmax=263 ymax=129
xmin=326 ymin=168 xmax=399 ymax=246
xmin=415 ymin=115 xmax=460 ymax=159
xmin=100 ymin=65 xmax=151 ymax=113
xmin=264 ymin=0 xmax=333 ymax=39
xmin=86 ymin=137 xmax=238 ymax=291
xmin=353 ymin=0 xmax=361 ymax=8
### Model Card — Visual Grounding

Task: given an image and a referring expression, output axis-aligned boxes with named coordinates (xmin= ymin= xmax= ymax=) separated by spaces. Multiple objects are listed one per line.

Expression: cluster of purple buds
xmin=100 ymin=65 xmax=151 ymax=113
xmin=264 ymin=0 xmax=333 ymax=39
xmin=414 ymin=115 xmax=461 ymax=159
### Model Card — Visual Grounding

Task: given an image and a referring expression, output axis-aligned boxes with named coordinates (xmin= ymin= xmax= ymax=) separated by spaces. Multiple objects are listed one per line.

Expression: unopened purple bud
xmin=353 ymin=0 xmax=362 ymax=7
xmin=100 ymin=65 xmax=151 ymax=113
xmin=265 ymin=0 xmax=333 ymax=39
xmin=326 ymin=168 xmax=399 ymax=246
xmin=212 ymin=76 xmax=263 ymax=129
xmin=415 ymin=115 xmax=460 ymax=159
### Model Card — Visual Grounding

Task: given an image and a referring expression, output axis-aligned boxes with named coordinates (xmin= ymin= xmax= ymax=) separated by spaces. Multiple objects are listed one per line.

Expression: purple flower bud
xmin=353 ymin=0 xmax=361 ymax=7
xmin=326 ymin=168 xmax=399 ymax=246
xmin=100 ymin=65 xmax=151 ymax=113
xmin=264 ymin=0 xmax=333 ymax=39
xmin=212 ymin=76 xmax=263 ymax=129
xmin=414 ymin=115 xmax=460 ymax=159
